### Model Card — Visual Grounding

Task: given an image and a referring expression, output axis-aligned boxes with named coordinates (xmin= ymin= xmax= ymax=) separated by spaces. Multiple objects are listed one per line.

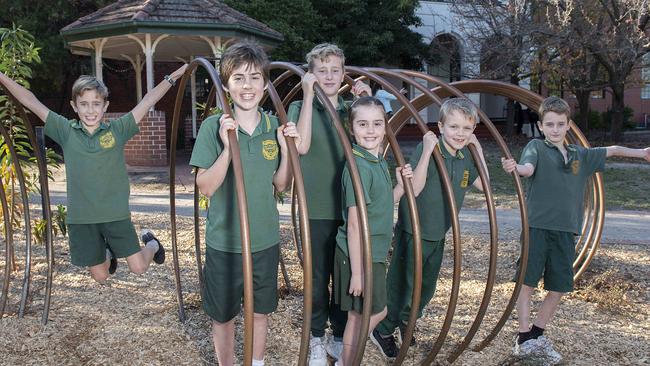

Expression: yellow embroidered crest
xmin=262 ymin=139 xmax=278 ymax=160
xmin=571 ymin=160 xmax=580 ymax=175
xmin=460 ymin=170 xmax=470 ymax=188
xmin=99 ymin=131 xmax=115 ymax=149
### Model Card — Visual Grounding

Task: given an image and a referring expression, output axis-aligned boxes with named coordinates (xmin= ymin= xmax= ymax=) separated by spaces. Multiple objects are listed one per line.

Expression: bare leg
xmin=253 ymin=313 xmax=269 ymax=361
xmin=212 ymin=318 xmax=236 ymax=366
xmin=340 ymin=308 xmax=388 ymax=366
xmin=516 ymin=285 xmax=535 ymax=332
xmin=533 ymin=291 xmax=564 ymax=329
xmin=88 ymin=259 xmax=110 ymax=283
xmin=124 ymin=245 xmax=157 ymax=275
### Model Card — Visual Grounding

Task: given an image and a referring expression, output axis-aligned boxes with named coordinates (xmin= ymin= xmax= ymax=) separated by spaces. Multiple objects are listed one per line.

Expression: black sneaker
xmin=398 ymin=322 xmax=416 ymax=346
xmin=107 ymin=247 xmax=118 ymax=274
xmin=141 ymin=230 xmax=165 ymax=264
xmin=370 ymin=329 xmax=399 ymax=360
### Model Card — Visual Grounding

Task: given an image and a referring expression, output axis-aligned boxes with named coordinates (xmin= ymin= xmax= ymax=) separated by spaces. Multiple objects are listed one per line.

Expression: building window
xmin=642 ymin=53 xmax=650 ymax=99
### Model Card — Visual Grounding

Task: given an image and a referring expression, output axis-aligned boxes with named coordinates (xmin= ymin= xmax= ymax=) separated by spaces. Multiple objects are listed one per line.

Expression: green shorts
xmin=516 ymin=227 xmax=576 ymax=293
xmin=202 ymin=244 xmax=280 ymax=323
xmin=67 ymin=218 xmax=140 ymax=267
xmin=333 ymin=246 xmax=387 ymax=314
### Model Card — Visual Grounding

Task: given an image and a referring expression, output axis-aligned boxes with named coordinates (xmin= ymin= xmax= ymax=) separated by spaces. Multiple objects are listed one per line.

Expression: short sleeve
xmin=189 ymin=115 xmax=223 ymax=169
xmin=582 ymin=147 xmax=607 ymax=174
xmin=287 ymin=101 xmax=302 ymax=124
xmin=109 ymin=112 xmax=139 ymax=142
xmin=342 ymin=165 xmax=372 ymax=208
xmin=520 ymin=139 xmax=540 ymax=168
xmin=44 ymin=111 xmax=73 ymax=145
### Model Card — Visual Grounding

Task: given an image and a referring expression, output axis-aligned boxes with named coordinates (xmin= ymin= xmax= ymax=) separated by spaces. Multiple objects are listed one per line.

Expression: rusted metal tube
xmin=0 ymin=121 xmax=33 ymax=318
xmin=377 ymin=69 xmax=500 ymax=363
xmin=344 ymin=69 xmax=424 ymax=366
xmin=1 ymin=88 xmax=54 ymax=324
xmin=0 ymin=169 xmax=13 ymax=318
xmin=264 ymin=66 xmax=312 ymax=364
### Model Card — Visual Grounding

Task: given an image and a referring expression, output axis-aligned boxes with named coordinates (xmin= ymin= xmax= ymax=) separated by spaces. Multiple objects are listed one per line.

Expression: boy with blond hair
xmin=0 ymin=64 xmax=187 ymax=282
xmin=287 ymin=43 xmax=370 ymax=365
xmin=502 ymin=96 xmax=650 ymax=364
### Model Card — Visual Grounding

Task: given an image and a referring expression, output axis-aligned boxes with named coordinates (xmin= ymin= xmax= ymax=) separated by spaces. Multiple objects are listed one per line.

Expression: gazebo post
xmin=93 ymin=38 xmax=108 ymax=82
xmin=121 ymin=53 xmax=144 ymax=102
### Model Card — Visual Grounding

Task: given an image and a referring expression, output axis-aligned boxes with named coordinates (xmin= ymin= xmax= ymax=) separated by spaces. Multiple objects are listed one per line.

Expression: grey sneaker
xmin=537 ymin=336 xmax=562 ymax=365
xmin=370 ymin=329 xmax=399 ymax=360
xmin=513 ymin=336 xmax=544 ymax=358
xmin=308 ymin=336 xmax=327 ymax=366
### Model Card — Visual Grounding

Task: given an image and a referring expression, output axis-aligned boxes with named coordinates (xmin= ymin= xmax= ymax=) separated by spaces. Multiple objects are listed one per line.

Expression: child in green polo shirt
xmin=189 ymin=41 xmax=298 ymax=366
xmin=502 ymin=96 xmax=649 ymax=364
xmin=370 ymin=98 xmax=488 ymax=360
xmin=0 ymin=64 xmax=187 ymax=283
xmin=332 ymin=96 xmax=413 ymax=366
xmin=287 ymin=43 xmax=371 ymax=365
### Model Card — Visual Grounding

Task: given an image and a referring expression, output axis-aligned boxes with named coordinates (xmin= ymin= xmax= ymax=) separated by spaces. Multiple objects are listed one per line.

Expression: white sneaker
xmin=513 ymin=336 xmax=544 ymax=358
xmin=537 ymin=336 xmax=562 ymax=365
xmin=325 ymin=336 xmax=343 ymax=361
xmin=309 ymin=336 xmax=328 ymax=366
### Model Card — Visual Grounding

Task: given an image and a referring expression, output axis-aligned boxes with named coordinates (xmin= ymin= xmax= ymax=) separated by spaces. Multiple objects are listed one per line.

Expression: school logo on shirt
xmin=571 ymin=160 xmax=580 ymax=175
xmin=460 ymin=170 xmax=470 ymax=188
xmin=99 ymin=131 xmax=115 ymax=149
xmin=262 ymin=139 xmax=278 ymax=160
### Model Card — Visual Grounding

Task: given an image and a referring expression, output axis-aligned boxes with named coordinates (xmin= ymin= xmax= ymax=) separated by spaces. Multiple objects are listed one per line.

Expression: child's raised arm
xmin=411 ymin=131 xmax=438 ymax=196
xmin=0 ymin=71 xmax=50 ymax=122
xmin=393 ymin=164 xmax=414 ymax=203
xmin=605 ymin=145 xmax=650 ymax=161
xmin=130 ymin=64 xmax=188 ymax=123
xmin=273 ymin=122 xmax=300 ymax=192
xmin=294 ymin=72 xmax=317 ymax=155
xmin=501 ymin=157 xmax=535 ymax=177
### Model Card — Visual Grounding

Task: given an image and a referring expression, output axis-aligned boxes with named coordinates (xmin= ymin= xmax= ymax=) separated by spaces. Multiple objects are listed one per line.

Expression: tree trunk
xmin=506 ymin=99 xmax=515 ymax=138
xmin=610 ymin=83 xmax=625 ymax=142
xmin=575 ymin=90 xmax=591 ymax=132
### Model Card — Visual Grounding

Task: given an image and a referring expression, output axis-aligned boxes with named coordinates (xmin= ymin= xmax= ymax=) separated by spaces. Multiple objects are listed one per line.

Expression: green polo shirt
xmin=520 ymin=139 xmax=606 ymax=234
xmin=190 ymin=111 xmax=281 ymax=253
xmin=287 ymin=96 xmax=350 ymax=220
xmin=396 ymin=140 xmax=479 ymax=241
xmin=336 ymin=145 xmax=394 ymax=263
xmin=44 ymin=111 xmax=138 ymax=224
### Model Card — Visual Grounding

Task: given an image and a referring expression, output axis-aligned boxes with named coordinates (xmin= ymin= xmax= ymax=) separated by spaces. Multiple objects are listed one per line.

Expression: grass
xmin=388 ymin=136 xmax=649 ymax=211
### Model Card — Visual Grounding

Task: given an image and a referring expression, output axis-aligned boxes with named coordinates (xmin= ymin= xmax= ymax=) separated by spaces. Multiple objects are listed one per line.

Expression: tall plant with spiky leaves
xmin=0 ymin=24 xmax=61 ymax=231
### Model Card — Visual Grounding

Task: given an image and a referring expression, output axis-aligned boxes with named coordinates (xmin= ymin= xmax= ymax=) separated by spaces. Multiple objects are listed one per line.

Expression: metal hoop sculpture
xmin=169 ymin=58 xmax=261 ymax=365
xmin=0 ymin=86 xmax=54 ymax=325
xmin=356 ymin=67 xmax=500 ymax=364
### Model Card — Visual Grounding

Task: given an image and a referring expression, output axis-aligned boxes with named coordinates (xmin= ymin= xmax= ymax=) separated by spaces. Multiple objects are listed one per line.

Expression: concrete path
xmin=40 ymin=186 xmax=650 ymax=245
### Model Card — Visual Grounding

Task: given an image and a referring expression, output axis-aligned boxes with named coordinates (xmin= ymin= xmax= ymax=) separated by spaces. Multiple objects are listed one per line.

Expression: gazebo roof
xmin=61 ymin=0 xmax=283 ymax=61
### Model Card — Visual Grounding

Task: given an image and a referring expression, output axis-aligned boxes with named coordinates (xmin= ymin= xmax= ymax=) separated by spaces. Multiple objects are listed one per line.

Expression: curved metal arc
xmin=265 ymin=62 xmax=313 ymax=366
xmin=346 ymin=66 xmax=462 ymax=365
xmin=389 ymin=70 xmax=501 ymax=361
xmin=0 ymin=165 xmax=13 ymax=318
xmin=0 ymin=121 xmax=33 ymax=318
xmin=344 ymin=68 xmax=424 ymax=366
xmin=388 ymin=72 xmax=531 ymax=354
xmin=268 ymin=61 xmax=374 ymax=366
xmin=1 ymin=88 xmax=54 ymax=324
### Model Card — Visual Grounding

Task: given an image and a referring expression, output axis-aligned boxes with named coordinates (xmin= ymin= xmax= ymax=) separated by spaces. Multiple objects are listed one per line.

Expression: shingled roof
xmin=61 ymin=0 xmax=283 ymax=43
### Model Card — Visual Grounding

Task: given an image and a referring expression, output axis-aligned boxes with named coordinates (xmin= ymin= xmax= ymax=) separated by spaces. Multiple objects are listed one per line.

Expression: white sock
xmin=252 ymin=359 xmax=264 ymax=366
xmin=106 ymin=248 xmax=112 ymax=260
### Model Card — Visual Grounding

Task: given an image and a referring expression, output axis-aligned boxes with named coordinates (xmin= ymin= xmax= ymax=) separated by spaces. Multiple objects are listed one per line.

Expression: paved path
xmin=40 ymin=186 xmax=650 ymax=245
